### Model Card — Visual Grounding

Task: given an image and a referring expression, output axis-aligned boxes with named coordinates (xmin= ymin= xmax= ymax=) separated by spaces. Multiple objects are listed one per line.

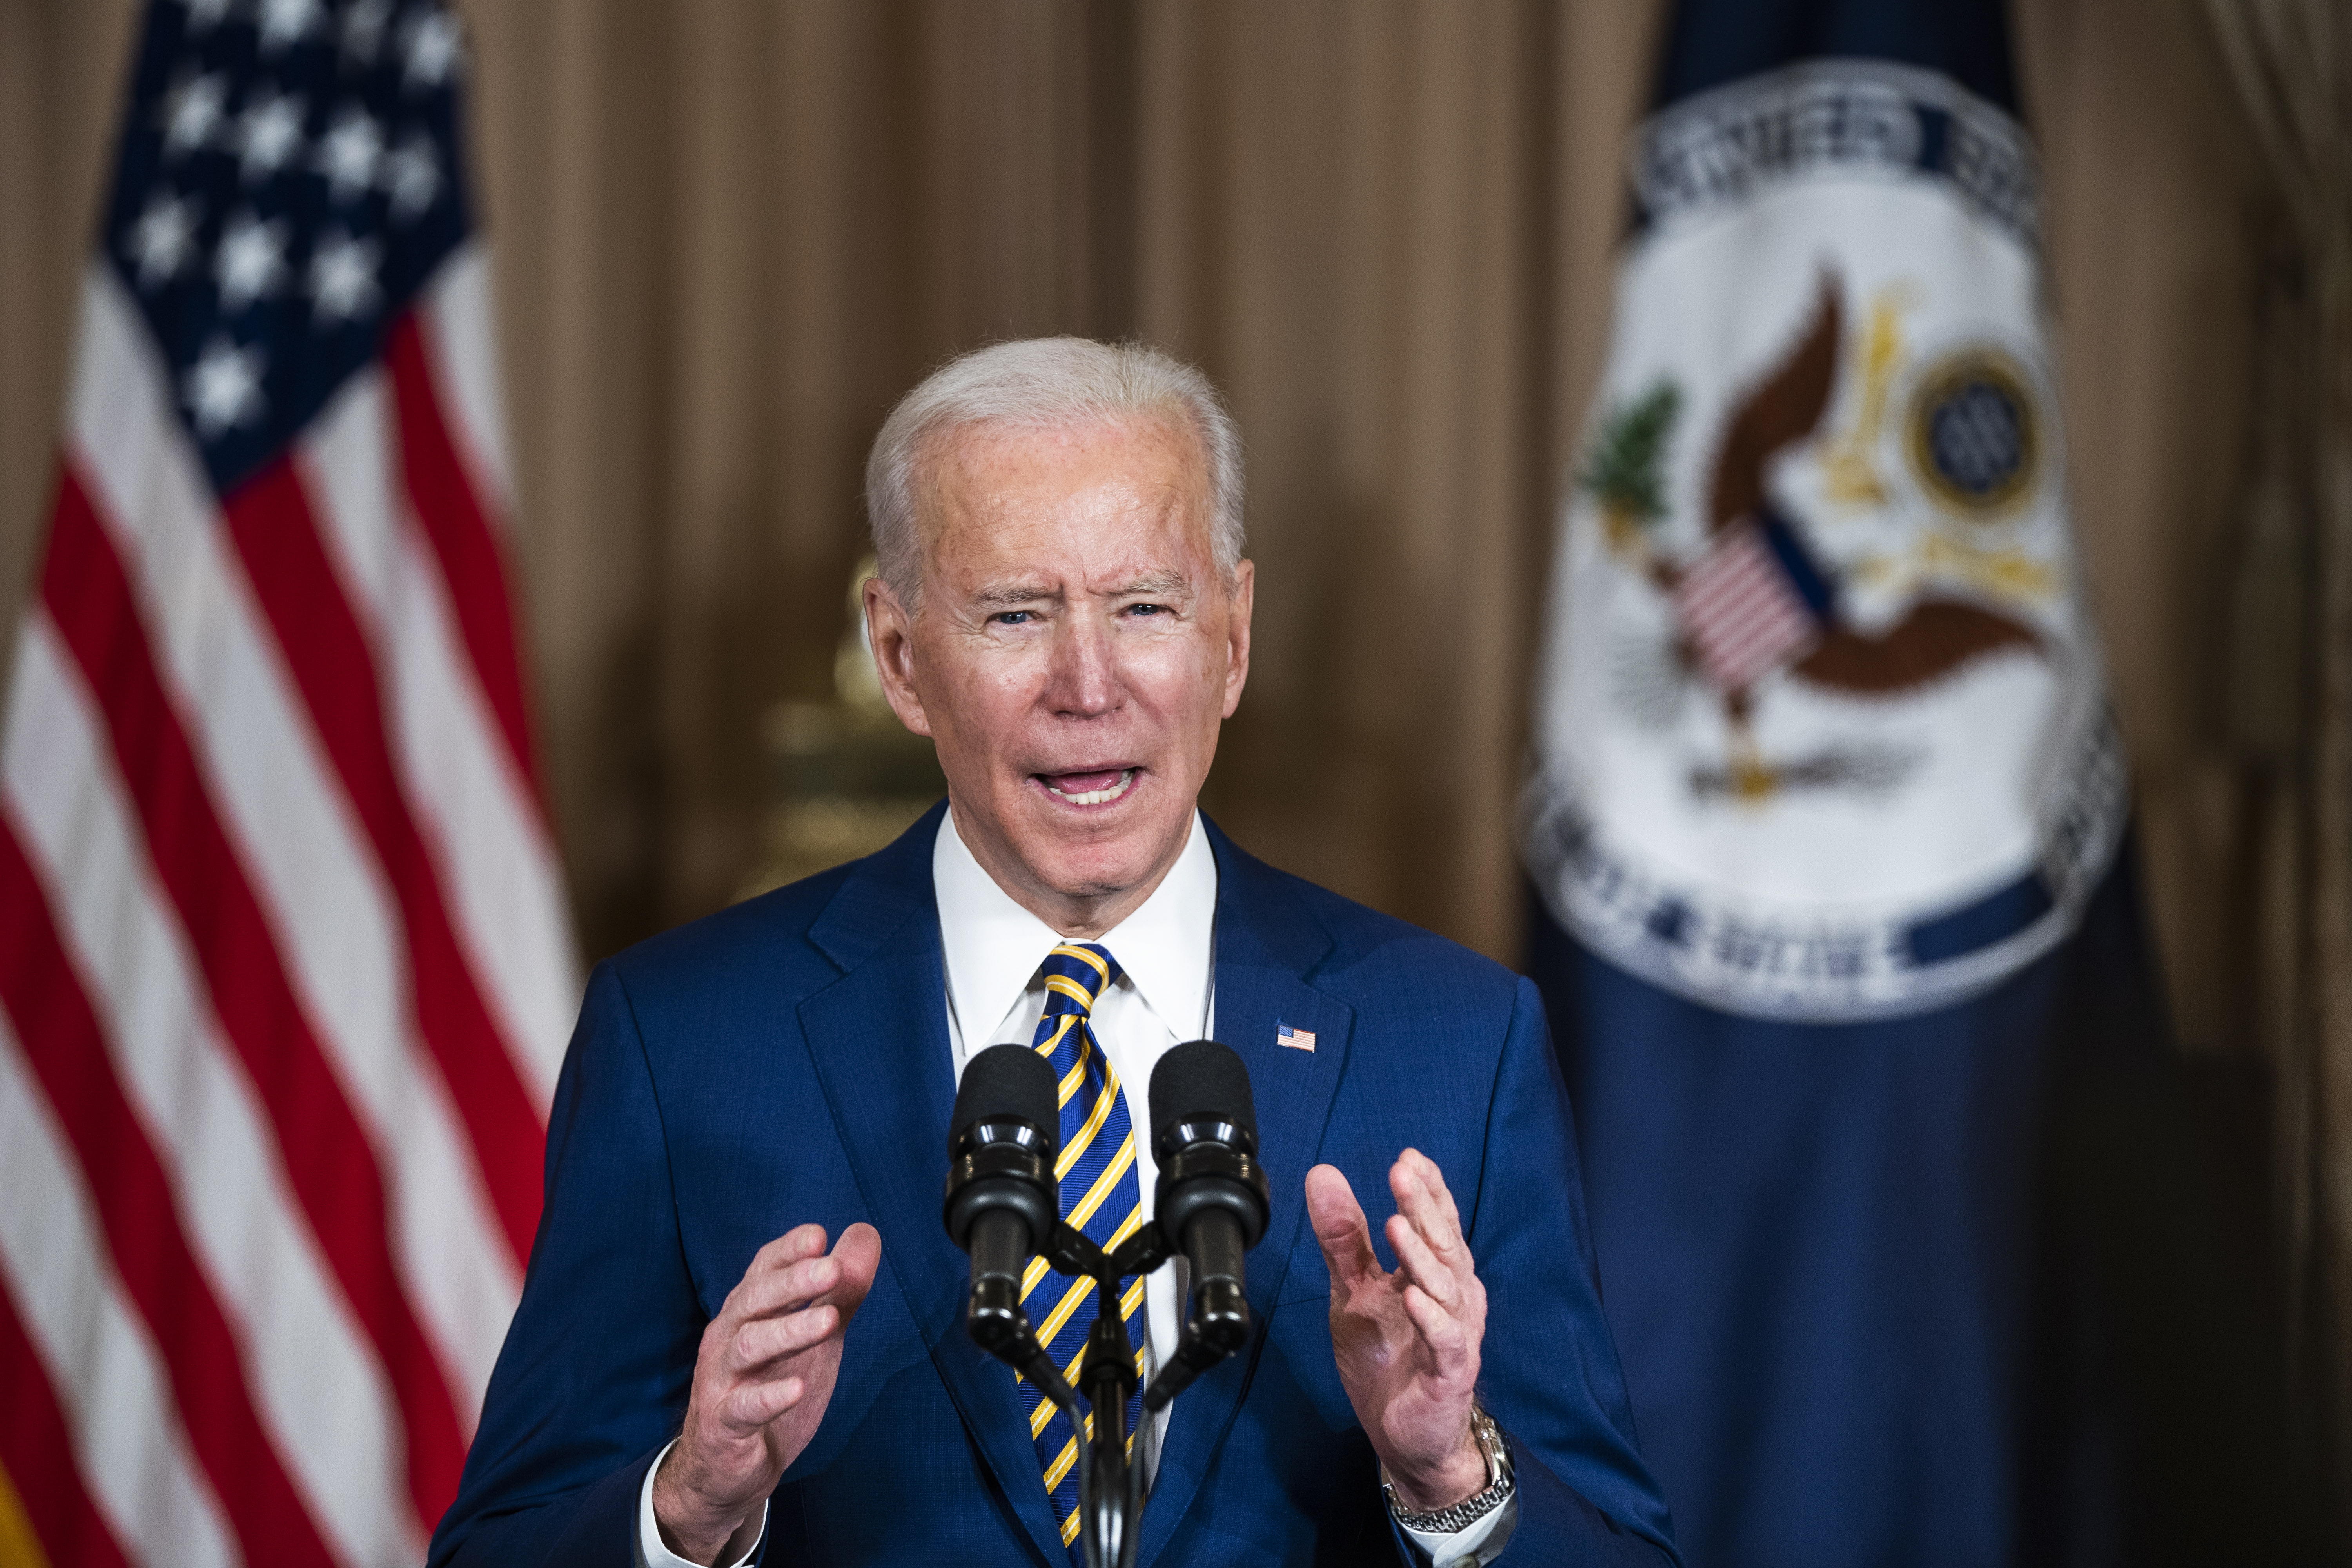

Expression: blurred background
xmin=0 ymin=0 xmax=2338 ymax=1561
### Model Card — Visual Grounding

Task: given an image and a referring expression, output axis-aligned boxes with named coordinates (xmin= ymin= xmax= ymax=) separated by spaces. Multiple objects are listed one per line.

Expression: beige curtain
xmin=0 ymin=3 xmax=142 ymax=677
xmin=2199 ymin=0 xmax=2352 ymax=1516
xmin=443 ymin=0 xmax=1668 ymax=962
xmin=0 ymin=0 xmax=2276 ymax=998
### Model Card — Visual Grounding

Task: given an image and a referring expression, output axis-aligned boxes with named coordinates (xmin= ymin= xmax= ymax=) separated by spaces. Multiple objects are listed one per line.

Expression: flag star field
xmin=106 ymin=0 xmax=468 ymax=494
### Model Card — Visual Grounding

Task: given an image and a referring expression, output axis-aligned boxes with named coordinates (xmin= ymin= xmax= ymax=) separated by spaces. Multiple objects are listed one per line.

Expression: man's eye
xmin=1124 ymin=603 xmax=1167 ymax=617
xmin=991 ymin=610 xmax=1035 ymax=626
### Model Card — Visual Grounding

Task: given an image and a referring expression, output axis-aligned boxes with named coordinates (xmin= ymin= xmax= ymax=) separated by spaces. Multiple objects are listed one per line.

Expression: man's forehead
xmin=924 ymin=414 xmax=1204 ymax=503
xmin=917 ymin=417 xmax=1216 ymax=585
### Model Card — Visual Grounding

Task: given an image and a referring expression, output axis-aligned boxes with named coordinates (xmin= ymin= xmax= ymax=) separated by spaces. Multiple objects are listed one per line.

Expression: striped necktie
xmin=1023 ymin=942 xmax=1147 ymax=1555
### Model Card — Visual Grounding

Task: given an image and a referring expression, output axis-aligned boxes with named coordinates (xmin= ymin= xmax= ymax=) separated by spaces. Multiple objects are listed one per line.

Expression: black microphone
xmin=942 ymin=1044 xmax=1060 ymax=1360
xmin=1145 ymin=1041 xmax=1271 ymax=1406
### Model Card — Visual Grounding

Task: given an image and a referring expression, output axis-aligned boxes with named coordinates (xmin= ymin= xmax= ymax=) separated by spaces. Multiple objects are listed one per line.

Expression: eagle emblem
xmin=1581 ymin=274 xmax=2057 ymax=801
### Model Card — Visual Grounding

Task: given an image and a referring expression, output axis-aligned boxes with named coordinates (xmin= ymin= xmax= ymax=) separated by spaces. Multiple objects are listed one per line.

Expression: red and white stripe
xmin=0 ymin=250 xmax=575 ymax=1565
xmin=1670 ymin=521 xmax=1821 ymax=690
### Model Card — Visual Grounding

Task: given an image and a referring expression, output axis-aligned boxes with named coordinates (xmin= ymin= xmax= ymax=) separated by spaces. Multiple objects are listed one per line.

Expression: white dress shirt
xmin=637 ymin=808 xmax=1508 ymax=1566
xmin=933 ymin=800 xmax=1217 ymax=1485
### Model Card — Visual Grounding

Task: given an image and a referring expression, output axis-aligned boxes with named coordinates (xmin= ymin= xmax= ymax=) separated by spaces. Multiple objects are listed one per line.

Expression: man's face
xmin=866 ymin=416 xmax=1253 ymax=933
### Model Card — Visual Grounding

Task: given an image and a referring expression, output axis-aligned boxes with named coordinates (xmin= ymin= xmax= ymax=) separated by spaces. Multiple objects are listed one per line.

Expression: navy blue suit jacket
xmin=430 ymin=807 xmax=1678 ymax=1566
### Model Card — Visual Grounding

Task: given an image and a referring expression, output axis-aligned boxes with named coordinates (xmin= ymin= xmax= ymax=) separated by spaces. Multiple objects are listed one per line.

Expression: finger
xmin=720 ymin=1372 xmax=807 ymax=1434
xmin=747 ymin=1223 xmax=830 ymax=1279
xmin=1407 ymin=1149 xmax=1464 ymax=1237
xmin=732 ymin=1253 xmax=844 ymax=1323
xmin=1305 ymin=1164 xmax=1382 ymax=1293
xmin=1386 ymin=1210 xmax=1459 ymax=1310
xmin=727 ymin=1302 xmax=842 ymax=1374
xmin=1400 ymin=1282 xmax=1476 ymax=1380
xmin=1390 ymin=1152 xmax=1468 ymax=1271
xmin=712 ymin=1226 xmax=831 ymax=1333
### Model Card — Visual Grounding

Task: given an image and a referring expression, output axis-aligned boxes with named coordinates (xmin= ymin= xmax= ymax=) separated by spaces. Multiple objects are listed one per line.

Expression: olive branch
xmin=1578 ymin=381 xmax=1681 ymax=528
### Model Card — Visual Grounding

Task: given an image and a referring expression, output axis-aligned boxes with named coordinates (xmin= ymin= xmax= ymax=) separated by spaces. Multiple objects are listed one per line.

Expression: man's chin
xmin=1019 ymin=841 xmax=1180 ymax=904
xmin=1002 ymin=794 xmax=1192 ymax=900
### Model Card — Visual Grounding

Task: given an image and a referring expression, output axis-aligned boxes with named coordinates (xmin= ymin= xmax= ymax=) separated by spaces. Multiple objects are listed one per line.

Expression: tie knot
xmin=1038 ymin=942 xmax=1121 ymax=1015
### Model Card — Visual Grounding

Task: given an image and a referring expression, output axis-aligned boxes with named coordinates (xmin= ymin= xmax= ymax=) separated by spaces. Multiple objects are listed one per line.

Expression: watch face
xmin=1472 ymin=1408 xmax=1512 ymax=1486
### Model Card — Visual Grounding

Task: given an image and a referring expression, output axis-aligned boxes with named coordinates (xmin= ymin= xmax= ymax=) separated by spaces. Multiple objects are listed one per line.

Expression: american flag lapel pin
xmin=1276 ymin=1021 xmax=1316 ymax=1052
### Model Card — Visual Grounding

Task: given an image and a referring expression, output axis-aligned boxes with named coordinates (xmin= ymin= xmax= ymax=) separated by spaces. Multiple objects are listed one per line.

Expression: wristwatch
xmin=1381 ymin=1404 xmax=1517 ymax=1534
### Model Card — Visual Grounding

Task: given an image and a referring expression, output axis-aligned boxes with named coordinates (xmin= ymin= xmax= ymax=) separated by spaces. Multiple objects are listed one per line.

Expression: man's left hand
xmin=1305 ymin=1149 xmax=1489 ymax=1513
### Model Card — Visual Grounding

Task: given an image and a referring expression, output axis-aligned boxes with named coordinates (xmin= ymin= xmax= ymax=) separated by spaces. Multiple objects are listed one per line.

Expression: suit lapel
xmin=797 ymin=805 xmax=1067 ymax=1566
xmin=1137 ymin=821 xmax=1354 ymax=1568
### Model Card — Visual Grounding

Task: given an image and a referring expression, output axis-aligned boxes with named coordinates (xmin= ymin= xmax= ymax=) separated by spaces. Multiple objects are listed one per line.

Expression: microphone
xmin=1144 ymin=1040 xmax=1270 ymax=1408
xmin=942 ymin=1044 xmax=1060 ymax=1361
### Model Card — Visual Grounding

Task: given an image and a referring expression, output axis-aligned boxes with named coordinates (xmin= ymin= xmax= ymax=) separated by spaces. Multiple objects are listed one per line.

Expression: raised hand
xmin=652 ymin=1222 xmax=883 ymax=1564
xmin=1305 ymin=1150 xmax=1488 ymax=1512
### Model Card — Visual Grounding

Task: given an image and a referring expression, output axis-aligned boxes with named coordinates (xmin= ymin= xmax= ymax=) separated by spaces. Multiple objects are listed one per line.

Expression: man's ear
xmin=863 ymin=576 xmax=934 ymax=738
xmin=1221 ymin=559 xmax=1255 ymax=719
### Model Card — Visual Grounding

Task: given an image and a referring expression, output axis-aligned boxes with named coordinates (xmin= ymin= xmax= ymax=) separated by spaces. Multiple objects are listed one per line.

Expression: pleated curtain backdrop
xmin=2200 ymin=0 xmax=2352 ymax=1519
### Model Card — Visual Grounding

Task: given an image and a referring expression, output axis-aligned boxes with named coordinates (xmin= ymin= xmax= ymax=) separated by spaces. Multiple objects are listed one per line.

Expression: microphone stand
xmin=964 ymin=1216 xmax=1256 ymax=1568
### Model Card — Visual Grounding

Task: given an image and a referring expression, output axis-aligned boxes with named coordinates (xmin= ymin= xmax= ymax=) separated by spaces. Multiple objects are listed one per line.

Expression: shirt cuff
xmin=637 ymin=1439 xmax=768 ymax=1568
xmin=1402 ymin=1492 xmax=1517 ymax=1568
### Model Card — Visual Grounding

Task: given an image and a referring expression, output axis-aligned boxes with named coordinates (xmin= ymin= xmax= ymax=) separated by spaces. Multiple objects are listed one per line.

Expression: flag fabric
xmin=1524 ymin=3 xmax=2160 ymax=1564
xmin=0 ymin=4 xmax=575 ymax=1566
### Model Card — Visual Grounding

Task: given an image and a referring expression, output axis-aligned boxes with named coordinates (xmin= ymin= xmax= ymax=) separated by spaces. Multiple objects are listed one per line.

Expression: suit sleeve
xmin=1464 ymin=975 xmax=1681 ymax=1566
xmin=428 ymin=960 xmax=713 ymax=1568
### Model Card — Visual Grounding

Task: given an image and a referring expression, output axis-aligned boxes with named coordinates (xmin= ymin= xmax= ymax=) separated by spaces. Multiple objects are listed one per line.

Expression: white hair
xmin=864 ymin=337 xmax=1245 ymax=606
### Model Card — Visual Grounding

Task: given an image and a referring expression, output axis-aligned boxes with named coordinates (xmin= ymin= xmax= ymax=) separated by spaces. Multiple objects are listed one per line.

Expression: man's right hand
xmin=652 ymin=1222 xmax=883 ymax=1564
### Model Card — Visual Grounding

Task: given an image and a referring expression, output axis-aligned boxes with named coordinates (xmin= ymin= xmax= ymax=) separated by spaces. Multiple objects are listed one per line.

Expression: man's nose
xmin=1045 ymin=612 xmax=1121 ymax=717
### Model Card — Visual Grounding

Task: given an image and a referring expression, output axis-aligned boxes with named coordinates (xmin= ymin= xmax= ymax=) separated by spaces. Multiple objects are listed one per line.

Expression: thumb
xmin=1305 ymin=1164 xmax=1380 ymax=1295
xmin=830 ymin=1222 xmax=882 ymax=1316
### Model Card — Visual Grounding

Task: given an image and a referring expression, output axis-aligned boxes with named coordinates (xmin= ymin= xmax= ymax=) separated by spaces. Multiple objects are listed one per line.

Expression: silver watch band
xmin=1384 ymin=1471 xmax=1515 ymax=1534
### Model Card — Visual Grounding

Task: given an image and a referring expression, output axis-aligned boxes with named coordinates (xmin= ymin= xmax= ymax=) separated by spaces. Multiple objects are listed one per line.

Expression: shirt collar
xmin=933 ymin=804 xmax=1218 ymax=1051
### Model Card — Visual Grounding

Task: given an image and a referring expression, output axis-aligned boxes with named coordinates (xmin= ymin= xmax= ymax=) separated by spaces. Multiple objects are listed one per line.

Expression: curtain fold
xmin=2200 ymin=0 xmax=2352 ymax=1517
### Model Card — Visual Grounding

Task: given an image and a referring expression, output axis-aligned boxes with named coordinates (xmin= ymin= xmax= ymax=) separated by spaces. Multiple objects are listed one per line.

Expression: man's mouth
xmin=1036 ymin=768 xmax=1139 ymax=807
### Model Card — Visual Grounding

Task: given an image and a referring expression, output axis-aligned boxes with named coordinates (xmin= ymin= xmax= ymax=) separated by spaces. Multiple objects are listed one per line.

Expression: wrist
xmin=1381 ymin=1422 xmax=1489 ymax=1514
xmin=651 ymin=1443 xmax=756 ymax=1566
xmin=1383 ymin=1405 xmax=1516 ymax=1533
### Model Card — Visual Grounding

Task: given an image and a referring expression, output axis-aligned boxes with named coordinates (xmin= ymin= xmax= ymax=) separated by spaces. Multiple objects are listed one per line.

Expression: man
xmin=430 ymin=339 xmax=1677 ymax=1566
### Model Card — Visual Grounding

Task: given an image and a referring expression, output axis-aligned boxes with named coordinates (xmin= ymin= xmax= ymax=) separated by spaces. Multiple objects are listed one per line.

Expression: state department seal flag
xmin=0 ymin=3 xmax=577 ymax=1566
xmin=1523 ymin=2 xmax=2165 ymax=1564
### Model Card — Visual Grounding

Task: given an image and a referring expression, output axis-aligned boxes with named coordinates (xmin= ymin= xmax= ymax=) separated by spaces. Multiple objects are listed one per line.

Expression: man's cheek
xmin=1121 ymin=639 xmax=1211 ymax=697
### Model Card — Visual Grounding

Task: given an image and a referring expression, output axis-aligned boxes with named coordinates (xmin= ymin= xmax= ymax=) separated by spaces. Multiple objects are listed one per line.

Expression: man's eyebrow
xmin=969 ymin=581 xmax=1058 ymax=609
xmin=965 ymin=571 xmax=1191 ymax=608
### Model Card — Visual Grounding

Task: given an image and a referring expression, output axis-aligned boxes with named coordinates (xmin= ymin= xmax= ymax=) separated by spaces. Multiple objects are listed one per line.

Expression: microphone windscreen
xmin=1149 ymin=1039 xmax=1257 ymax=1152
xmin=952 ymin=1044 xmax=1058 ymax=1145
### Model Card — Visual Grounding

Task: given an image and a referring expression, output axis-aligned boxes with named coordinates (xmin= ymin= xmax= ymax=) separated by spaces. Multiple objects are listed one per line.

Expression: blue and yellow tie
xmin=1022 ymin=942 xmax=1147 ymax=1553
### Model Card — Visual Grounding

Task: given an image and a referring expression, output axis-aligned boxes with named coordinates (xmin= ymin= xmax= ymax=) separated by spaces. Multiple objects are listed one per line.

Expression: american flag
xmin=1670 ymin=519 xmax=1825 ymax=691
xmin=0 ymin=4 xmax=575 ymax=1566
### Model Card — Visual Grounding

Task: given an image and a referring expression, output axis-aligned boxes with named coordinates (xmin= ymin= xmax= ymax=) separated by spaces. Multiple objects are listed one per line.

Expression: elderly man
xmin=430 ymin=340 xmax=1677 ymax=1567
